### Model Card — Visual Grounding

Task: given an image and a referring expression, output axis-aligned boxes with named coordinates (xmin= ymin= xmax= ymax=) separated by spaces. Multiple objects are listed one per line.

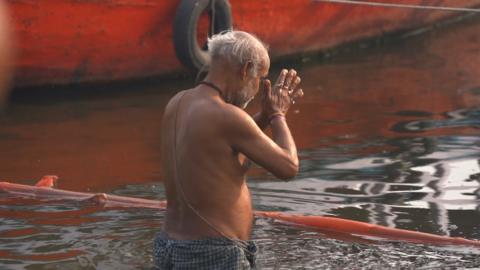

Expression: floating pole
xmin=1 ymin=176 xmax=480 ymax=247
xmin=254 ymin=211 xmax=480 ymax=247
xmin=0 ymin=176 xmax=166 ymax=209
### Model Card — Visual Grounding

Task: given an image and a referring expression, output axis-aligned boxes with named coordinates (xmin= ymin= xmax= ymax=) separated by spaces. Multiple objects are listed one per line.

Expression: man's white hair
xmin=207 ymin=31 xmax=268 ymax=76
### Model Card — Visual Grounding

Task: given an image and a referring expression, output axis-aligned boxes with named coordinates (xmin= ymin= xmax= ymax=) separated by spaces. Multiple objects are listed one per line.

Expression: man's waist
xmin=163 ymin=211 xmax=253 ymax=241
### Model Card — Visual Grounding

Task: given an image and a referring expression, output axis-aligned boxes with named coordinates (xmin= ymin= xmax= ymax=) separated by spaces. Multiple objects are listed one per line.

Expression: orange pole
xmin=254 ymin=211 xmax=480 ymax=247
xmin=1 ymin=176 xmax=479 ymax=248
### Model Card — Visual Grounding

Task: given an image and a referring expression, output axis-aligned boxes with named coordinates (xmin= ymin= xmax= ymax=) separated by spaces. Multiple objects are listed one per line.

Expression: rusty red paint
xmin=6 ymin=0 xmax=480 ymax=87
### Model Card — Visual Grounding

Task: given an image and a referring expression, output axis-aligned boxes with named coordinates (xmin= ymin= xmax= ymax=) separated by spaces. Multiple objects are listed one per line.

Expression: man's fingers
xmin=289 ymin=89 xmax=304 ymax=105
xmin=260 ymin=79 xmax=268 ymax=99
xmin=264 ymin=79 xmax=272 ymax=98
xmin=288 ymin=76 xmax=301 ymax=94
xmin=292 ymin=88 xmax=304 ymax=99
xmin=284 ymin=69 xmax=297 ymax=89
xmin=274 ymin=69 xmax=288 ymax=92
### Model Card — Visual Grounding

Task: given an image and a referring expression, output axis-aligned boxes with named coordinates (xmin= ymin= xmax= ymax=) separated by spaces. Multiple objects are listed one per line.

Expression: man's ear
xmin=241 ymin=61 xmax=254 ymax=81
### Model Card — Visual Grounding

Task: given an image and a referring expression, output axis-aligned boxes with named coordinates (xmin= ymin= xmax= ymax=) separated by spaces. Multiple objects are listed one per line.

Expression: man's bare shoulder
xmin=221 ymin=104 xmax=256 ymax=127
xmin=163 ymin=88 xmax=255 ymax=132
xmin=164 ymin=89 xmax=189 ymax=115
xmin=220 ymin=105 xmax=261 ymax=141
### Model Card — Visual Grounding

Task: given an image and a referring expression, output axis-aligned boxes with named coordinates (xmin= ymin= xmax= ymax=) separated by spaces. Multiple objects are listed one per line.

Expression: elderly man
xmin=155 ymin=31 xmax=303 ymax=269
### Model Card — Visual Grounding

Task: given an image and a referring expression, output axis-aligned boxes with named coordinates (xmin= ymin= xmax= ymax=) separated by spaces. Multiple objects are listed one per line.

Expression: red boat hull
xmin=7 ymin=0 xmax=480 ymax=87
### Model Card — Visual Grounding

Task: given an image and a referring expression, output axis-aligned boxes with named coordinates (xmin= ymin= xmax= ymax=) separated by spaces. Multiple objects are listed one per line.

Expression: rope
xmin=172 ymin=91 xmax=231 ymax=240
xmin=171 ymin=91 xmax=256 ymax=258
xmin=313 ymin=0 xmax=480 ymax=13
xmin=210 ymin=0 xmax=216 ymax=37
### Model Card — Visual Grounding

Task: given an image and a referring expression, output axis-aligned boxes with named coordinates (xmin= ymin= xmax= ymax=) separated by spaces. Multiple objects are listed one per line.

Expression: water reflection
xmin=0 ymin=200 xmax=162 ymax=269
xmin=251 ymin=134 xmax=480 ymax=237
xmin=393 ymin=107 xmax=480 ymax=133
xmin=1 ymin=12 xmax=480 ymax=270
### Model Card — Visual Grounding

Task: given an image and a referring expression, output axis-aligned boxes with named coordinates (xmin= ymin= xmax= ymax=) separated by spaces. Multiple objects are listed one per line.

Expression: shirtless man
xmin=155 ymin=31 xmax=303 ymax=269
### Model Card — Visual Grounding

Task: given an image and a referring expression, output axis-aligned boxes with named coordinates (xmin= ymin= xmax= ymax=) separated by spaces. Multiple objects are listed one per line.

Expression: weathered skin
xmin=161 ymin=51 xmax=303 ymax=240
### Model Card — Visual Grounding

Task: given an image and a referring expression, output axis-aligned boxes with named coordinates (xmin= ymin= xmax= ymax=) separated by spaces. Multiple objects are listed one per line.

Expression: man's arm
xmin=227 ymin=69 xmax=304 ymax=180
xmin=227 ymin=109 xmax=298 ymax=180
xmin=252 ymin=111 xmax=269 ymax=131
xmin=270 ymin=115 xmax=297 ymax=170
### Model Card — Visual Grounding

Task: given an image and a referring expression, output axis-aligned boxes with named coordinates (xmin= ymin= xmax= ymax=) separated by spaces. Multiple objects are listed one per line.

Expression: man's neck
xmin=203 ymin=74 xmax=227 ymax=96
xmin=203 ymin=72 xmax=238 ymax=105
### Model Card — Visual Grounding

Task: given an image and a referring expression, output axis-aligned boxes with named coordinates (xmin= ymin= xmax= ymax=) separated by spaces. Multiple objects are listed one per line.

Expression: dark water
xmin=1 ymin=15 xmax=480 ymax=269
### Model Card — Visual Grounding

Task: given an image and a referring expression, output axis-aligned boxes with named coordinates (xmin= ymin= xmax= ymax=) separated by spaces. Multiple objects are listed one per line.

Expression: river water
xmin=1 ymin=14 xmax=480 ymax=270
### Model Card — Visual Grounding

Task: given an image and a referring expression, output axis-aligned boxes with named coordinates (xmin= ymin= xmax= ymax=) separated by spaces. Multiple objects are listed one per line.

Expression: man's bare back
xmin=161 ymin=86 xmax=255 ymax=240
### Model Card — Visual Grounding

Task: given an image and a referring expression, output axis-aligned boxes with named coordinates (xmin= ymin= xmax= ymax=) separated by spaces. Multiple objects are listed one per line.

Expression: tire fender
xmin=173 ymin=0 xmax=233 ymax=70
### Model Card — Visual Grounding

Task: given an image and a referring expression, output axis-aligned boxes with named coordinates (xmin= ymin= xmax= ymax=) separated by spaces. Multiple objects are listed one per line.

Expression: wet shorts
xmin=153 ymin=231 xmax=257 ymax=270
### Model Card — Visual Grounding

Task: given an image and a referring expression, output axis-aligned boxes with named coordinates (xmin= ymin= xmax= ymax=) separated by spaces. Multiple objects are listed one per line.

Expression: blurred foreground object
xmin=0 ymin=0 xmax=13 ymax=106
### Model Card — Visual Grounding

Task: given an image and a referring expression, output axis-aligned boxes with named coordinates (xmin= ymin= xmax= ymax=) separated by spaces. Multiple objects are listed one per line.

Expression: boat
xmin=6 ymin=0 xmax=480 ymax=88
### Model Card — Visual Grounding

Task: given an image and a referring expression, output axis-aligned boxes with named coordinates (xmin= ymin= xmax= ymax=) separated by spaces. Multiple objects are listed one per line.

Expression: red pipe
xmin=254 ymin=211 xmax=480 ymax=247
xmin=1 ymin=176 xmax=479 ymax=248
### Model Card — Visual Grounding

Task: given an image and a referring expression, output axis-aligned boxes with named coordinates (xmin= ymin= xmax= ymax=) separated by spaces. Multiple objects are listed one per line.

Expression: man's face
xmin=236 ymin=59 xmax=270 ymax=109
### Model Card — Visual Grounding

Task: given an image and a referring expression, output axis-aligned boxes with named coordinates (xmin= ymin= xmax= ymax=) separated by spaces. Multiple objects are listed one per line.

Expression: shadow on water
xmin=1 ymin=13 xmax=480 ymax=270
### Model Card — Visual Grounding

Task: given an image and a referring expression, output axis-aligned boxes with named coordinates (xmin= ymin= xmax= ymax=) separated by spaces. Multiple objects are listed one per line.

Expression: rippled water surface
xmin=1 ymin=15 xmax=480 ymax=269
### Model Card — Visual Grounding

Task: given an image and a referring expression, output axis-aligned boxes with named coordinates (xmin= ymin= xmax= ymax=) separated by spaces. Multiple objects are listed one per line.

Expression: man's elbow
xmin=276 ymin=161 xmax=299 ymax=180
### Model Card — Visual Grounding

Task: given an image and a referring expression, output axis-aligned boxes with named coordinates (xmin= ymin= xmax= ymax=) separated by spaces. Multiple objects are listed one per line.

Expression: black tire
xmin=173 ymin=0 xmax=233 ymax=71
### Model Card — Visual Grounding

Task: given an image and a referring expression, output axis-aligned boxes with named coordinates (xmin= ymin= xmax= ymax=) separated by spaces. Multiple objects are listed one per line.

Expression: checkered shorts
xmin=153 ymin=231 xmax=257 ymax=269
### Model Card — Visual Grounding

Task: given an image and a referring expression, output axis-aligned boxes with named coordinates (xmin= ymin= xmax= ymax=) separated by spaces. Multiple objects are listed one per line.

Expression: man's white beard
xmin=239 ymin=95 xmax=254 ymax=109
xmin=237 ymin=80 xmax=255 ymax=109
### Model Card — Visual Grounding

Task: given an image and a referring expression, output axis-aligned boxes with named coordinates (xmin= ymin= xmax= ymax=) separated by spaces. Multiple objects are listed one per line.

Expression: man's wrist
xmin=269 ymin=113 xmax=286 ymax=123
xmin=257 ymin=111 xmax=272 ymax=126
xmin=259 ymin=111 xmax=269 ymax=121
